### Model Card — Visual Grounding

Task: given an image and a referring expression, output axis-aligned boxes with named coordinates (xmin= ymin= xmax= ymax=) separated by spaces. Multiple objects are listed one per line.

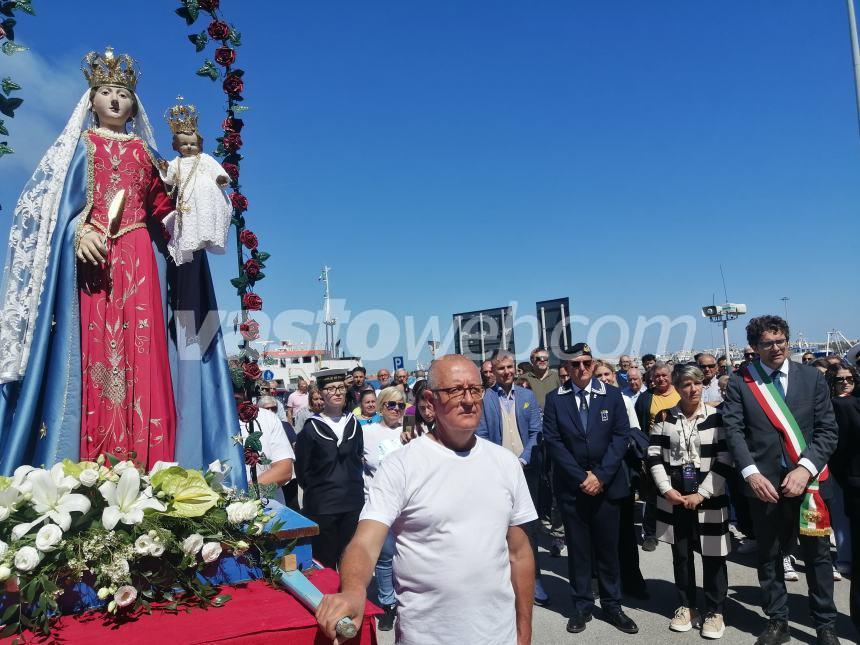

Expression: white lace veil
xmin=0 ymin=89 xmax=158 ymax=383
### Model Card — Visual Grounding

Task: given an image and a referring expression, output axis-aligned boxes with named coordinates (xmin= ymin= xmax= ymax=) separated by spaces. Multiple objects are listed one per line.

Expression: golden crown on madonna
xmin=81 ymin=46 xmax=139 ymax=92
xmin=165 ymin=98 xmax=199 ymax=135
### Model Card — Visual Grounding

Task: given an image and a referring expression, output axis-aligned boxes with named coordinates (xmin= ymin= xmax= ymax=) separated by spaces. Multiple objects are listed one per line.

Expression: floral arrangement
xmin=0 ymin=457 xmax=287 ymax=638
xmin=172 ymin=0 xmax=270 ymax=417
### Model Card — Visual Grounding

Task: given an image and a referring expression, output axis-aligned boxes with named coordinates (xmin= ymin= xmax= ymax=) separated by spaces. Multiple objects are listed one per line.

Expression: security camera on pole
xmin=701 ymin=303 xmax=748 ymax=374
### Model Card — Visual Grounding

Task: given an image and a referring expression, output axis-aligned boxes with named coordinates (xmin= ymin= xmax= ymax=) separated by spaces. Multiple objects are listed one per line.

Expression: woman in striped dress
xmin=648 ymin=364 xmax=733 ymax=639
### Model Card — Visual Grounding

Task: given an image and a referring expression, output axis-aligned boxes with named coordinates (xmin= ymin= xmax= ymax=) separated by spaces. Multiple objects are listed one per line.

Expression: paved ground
xmin=375 ymin=530 xmax=856 ymax=644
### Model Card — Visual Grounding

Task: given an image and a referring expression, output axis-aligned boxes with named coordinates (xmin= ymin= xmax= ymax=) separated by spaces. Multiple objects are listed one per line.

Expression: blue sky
xmin=2 ymin=1 xmax=858 ymax=371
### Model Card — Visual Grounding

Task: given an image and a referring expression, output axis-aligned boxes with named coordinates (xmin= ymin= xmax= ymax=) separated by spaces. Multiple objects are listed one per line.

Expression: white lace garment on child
xmin=162 ymin=153 xmax=232 ymax=265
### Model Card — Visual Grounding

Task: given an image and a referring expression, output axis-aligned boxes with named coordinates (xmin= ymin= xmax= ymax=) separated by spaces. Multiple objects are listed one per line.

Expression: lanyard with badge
xmin=678 ymin=415 xmax=699 ymax=494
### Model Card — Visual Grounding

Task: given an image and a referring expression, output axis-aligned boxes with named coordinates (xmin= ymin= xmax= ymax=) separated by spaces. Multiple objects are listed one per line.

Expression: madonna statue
xmin=0 ymin=47 xmax=245 ymax=486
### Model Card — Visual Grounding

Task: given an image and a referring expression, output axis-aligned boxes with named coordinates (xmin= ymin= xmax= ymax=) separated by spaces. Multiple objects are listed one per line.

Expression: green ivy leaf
xmin=244 ymin=431 xmax=262 ymax=453
xmin=1 ymin=18 xmax=16 ymax=41
xmin=185 ymin=0 xmax=200 ymax=22
xmin=230 ymin=275 xmax=248 ymax=289
xmin=0 ymin=119 xmax=7 ymax=136
xmin=232 ymin=105 xmax=250 ymax=114
xmin=0 ymin=4 xmax=14 ymax=18
xmin=0 ymin=94 xmax=22 ymax=117
xmin=256 ymin=252 xmax=271 ymax=263
xmin=12 ymin=0 xmax=33 ymax=16
xmin=228 ymin=29 xmax=242 ymax=46
xmin=230 ymin=69 xmax=245 ymax=78
xmin=1 ymin=77 xmax=21 ymax=95
xmin=195 ymin=59 xmax=218 ymax=81
xmin=187 ymin=30 xmax=208 ymax=52
xmin=1 ymin=41 xmax=27 ymax=56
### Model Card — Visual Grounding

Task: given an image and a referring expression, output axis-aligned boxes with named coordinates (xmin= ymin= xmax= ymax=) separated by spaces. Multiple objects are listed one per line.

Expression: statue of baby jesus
xmin=161 ymin=99 xmax=232 ymax=265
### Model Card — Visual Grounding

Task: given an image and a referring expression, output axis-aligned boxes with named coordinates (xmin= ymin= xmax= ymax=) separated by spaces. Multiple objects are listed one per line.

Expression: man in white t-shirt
xmin=239 ymin=406 xmax=295 ymax=505
xmin=316 ymin=355 xmax=537 ymax=645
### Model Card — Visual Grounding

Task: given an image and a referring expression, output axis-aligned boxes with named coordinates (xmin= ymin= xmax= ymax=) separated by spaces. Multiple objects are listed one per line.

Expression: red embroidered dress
xmin=78 ymin=129 xmax=176 ymax=468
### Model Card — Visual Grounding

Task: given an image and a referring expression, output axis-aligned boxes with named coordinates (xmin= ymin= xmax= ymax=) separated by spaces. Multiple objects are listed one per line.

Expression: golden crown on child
xmin=81 ymin=46 xmax=139 ymax=92
xmin=165 ymin=98 xmax=199 ymax=135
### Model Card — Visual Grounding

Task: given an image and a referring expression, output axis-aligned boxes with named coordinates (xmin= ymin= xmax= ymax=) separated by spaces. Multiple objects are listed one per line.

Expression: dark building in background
xmin=536 ymin=297 xmax=572 ymax=368
xmin=453 ymin=306 xmax=515 ymax=363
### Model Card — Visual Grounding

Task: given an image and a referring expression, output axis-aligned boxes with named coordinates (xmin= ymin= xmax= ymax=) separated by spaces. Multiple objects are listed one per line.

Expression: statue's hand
xmin=76 ymin=229 xmax=107 ymax=266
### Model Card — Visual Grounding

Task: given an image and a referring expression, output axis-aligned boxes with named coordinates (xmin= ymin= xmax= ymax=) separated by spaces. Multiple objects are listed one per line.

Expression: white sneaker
xmin=701 ymin=613 xmax=725 ymax=639
xmin=783 ymin=556 xmax=799 ymax=581
xmin=728 ymin=524 xmax=744 ymax=540
xmin=736 ymin=539 xmax=757 ymax=554
xmin=833 ymin=566 xmax=842 ymax=581
xmin=669 ymin=606 xmax=695 ymax=632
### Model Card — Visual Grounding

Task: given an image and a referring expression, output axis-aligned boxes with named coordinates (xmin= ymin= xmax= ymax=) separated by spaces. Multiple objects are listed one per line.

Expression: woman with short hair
xmin=356 ymin=388 xmax=381 ymax=426
xmin=648 ymin=365 xmax=732 ymax=639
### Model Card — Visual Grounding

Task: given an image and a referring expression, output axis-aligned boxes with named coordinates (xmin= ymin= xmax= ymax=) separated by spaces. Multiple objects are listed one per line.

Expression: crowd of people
xmin=238 ymin=315 xmax=859 ymax=645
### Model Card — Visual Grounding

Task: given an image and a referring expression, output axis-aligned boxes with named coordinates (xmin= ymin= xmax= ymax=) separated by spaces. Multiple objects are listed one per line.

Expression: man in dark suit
xmin=723 ymin=315 xmax=840 ymax=645
xmin=543 ymin=343 xmax=638 ymax=635
xmin=476 ymin=349 xmax=546 ymax=606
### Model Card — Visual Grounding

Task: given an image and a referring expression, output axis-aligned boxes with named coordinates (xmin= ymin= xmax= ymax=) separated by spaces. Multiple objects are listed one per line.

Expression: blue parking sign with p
xmin=393 ymin=356 xmax=404 ymax=371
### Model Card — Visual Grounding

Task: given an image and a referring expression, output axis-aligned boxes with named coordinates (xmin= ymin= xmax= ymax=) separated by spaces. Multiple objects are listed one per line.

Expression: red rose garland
xmin=176 ymin=0 xmax=272 ymax=452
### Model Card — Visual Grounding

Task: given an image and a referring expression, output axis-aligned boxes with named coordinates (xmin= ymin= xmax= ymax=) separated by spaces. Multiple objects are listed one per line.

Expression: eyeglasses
xmin=835 ymin=376 xmax=855 ymax=384
xmin=383 ymin=401 xmax=407 ymax=411
xmin=744 ymin=352 xmax=757 ymax=358
xmin=322 ymin=385 xmax=346 ymax=394
xmin=569 ymin=360 xmax=593 ymax=369
xmin=756 ymin=339 xmax=788 ymax=350
xmin=533 ymin=356 xmax=549 ymax=362
xmin=698 ymin=363 xmax=716 ymax=369
xmin=432 ymin=385 xmax=484 ymax=402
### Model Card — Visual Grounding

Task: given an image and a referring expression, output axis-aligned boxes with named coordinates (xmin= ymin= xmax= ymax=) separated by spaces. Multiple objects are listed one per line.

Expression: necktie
xmin=578 ymin=390 xmax=588 ymax=432
xmin=772 ymin=370 xmax=785 ymax=400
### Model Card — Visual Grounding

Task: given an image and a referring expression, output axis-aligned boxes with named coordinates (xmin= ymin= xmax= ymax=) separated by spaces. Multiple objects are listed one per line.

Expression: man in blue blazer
xmin=543 ymin=343 xmax=638 ymax=635
xmin=476 ymin=349 xmax=547 ymax=606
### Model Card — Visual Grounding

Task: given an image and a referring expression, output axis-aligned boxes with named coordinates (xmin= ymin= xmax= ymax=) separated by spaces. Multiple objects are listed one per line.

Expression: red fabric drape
xmin=6 ymin=568 xmax=379 ymax=644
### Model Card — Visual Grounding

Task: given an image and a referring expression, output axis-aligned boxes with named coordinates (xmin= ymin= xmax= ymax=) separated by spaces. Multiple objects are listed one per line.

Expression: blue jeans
xmin=375 ymin=531 xmax=396 ymax=607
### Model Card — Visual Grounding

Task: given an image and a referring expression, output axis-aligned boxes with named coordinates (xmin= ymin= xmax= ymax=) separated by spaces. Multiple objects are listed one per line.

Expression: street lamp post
xmin=702 ymin=304 xmax=748 ymax=375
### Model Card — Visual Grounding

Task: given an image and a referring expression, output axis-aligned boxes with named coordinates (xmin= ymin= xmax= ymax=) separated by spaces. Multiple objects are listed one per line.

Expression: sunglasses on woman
xmin=383 ymin=401 xmax=406 ymax=411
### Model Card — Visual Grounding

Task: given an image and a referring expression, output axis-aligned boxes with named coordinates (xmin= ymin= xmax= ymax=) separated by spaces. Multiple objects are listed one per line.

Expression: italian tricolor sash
xmin=742 ymin=361 xmax=831 ymax=537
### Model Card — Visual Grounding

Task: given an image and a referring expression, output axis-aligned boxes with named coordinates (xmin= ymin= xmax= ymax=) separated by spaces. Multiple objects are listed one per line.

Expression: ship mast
xmin=319 ymin=265 xmax=337 ymax=359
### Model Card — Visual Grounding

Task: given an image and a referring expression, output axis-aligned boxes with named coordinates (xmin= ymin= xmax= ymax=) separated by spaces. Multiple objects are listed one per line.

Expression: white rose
xmin=35 ymin=524 xmax=63 ymax=552
xmin=225 ymin=502 xmax=245 ymax=524
xmin=14 ymin=546 xmax=42 ymax=572
xmin=201 ymin=542 xmax=222 ymax=563
xmin=114 ymin=584 xmax=138 ymax=608
xmin=149 ymin=541 xmax=165 ymax=557
xmin=134 ymin=535 xmax=154 ymax=555
xmin=233 ymin=540 xmax=249 ymax=556
xmin=113 ymin=461 xmax=135 ymax=475
xmin=0 ymin=540 xmax=7 ymax=559
xmin=241 ymin=501 xmax=260 ymax=522
xmin=78 ymin=468 xmax=99 ymax=487
xmin=0 ymin=565 xmax=11 ymax=582
xmin=182 ymin=533 xmax=204 ymax=556
xmin=97 ymin=587 xmax=111 ymax=600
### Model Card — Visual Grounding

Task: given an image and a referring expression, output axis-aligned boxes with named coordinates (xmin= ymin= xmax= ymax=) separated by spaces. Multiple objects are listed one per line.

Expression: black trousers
xmin=618 ymin=494 xmax=646 ymax=591
xmin=728 ymin=468 xmax=755 ymax=538
xmin=670 ymin=508 xmax=728 ymax=613
xmin=307 ymin=509 xmax=361 ymax=570
xmin=749 ymin=496 xmax=837 ymax=629
xmin=845 ymin=493 xmax=860 ymax=638
xmin=561 ymin=494 xmax=622 ymax=614
xmin=282 ymin=480 xmax=300 ymax=513
xmin=523 ymin=465 xmax=543 ymax=584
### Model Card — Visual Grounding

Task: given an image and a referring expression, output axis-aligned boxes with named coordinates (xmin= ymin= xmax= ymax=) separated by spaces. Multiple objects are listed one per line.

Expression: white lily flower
xmin=11 ymin=468 xmax=91 ymax=540
xmin=48 ymin=463 xmax=80 ymax=491
xmin=148 ymin=461 xmax=178 ymax=476
xmin=11 ymin=466 xmax=34 ymax=494
xmin=98 ymin=469 xmax=166 ymax=531
xmin=0 ymin=485 xmax=23 ymax=522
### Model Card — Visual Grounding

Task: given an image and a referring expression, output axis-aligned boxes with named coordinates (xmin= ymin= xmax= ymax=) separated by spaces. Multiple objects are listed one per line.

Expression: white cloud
xmin=2 ymin=50 xmax=84 ymax=175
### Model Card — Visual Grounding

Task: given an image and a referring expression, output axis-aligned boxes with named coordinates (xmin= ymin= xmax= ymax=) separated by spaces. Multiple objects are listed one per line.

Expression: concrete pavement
xmin=375 ymin=532 xmax=856 ymax=644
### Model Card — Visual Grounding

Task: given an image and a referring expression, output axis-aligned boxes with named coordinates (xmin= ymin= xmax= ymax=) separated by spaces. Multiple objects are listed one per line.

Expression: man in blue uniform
xmin=543 ymin=343 xmax=638 ymax=635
